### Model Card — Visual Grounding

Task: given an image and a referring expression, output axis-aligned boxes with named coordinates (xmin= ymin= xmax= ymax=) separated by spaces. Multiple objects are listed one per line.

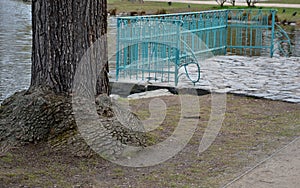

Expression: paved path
xmin=224 ymin=137 xmax=300 ymax=188
xmin=111 ymin=56 xmax=300 ymax=103
xmin=194 ymin=56 xmax=300 ymax=103
xmin=145 ymin=0 xmax=300 ymax=8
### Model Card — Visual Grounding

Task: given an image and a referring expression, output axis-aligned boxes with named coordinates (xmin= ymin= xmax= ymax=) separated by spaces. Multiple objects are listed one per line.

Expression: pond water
xmin=0 ymin=0 xmax=299 ymax=103
xmin=0 ymin=0 xmax=31 ymax=103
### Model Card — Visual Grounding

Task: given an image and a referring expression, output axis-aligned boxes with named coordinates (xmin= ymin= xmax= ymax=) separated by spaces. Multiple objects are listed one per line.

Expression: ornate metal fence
xmin=116 ymin=10 xmax=228 ymax=85
xmin=116 ymin=9 xmax=291 ymax=86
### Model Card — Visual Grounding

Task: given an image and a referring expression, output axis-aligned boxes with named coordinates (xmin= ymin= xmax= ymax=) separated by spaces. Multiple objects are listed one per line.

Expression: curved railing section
xmin=273 ymin=23 xmax=292 ymax=57
xmin=177 ymin=40 xmax=201 ymax=85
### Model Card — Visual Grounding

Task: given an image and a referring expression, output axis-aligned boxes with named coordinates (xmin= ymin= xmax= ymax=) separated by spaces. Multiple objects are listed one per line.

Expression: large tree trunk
xmin=0 ymin=0 xmax=145 ymax=157
xmin=30 ymin=0 xmax=108 ymax=95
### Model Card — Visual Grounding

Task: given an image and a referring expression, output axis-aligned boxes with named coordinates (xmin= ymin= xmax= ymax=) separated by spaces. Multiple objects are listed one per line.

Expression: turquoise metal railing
xmin=272 ymin=23 xmax=292 ymax=57
xmin=116 ymin=9 xmax=291 ymax=86
xmin=116 ymin=18 xmax=183 ymax=85
xmin=227 ymin=9 xmax=275 ymax=57
xmin=116 ymin=10 xmax=228 ymax=85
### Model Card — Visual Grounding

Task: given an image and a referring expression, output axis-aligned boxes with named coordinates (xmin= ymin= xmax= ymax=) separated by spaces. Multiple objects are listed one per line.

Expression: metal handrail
xmin=273 ymin=23 xmax=292 ymax=57
xmin=116 ymin=9 xmax=292 ymax=86
xmin=177 ymin=40 xmax=201 ymax=85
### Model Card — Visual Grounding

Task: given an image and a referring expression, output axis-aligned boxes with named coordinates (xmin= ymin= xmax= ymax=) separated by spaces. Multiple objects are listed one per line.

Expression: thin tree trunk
xmin=246 ymin=0 xmax=251 ymax=7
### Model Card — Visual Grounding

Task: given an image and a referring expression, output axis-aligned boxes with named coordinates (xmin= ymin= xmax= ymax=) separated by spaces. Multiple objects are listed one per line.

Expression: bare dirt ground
xmin=226 ymin=137 xmax=300 ymax=188
xmin=0 ymin=94 xmax=299 ymax=187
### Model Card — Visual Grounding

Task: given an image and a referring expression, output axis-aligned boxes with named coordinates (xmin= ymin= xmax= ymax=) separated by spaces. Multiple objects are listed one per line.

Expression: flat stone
xmin=283 ymin=98 xmax=300 ymax=103
xmin=127 ymin=89 xmax=173 ymax=99
xmin=215 ymin=88 xmax=235 ymax=93
xmin=110 ymin=55 xmax=300 ymax=103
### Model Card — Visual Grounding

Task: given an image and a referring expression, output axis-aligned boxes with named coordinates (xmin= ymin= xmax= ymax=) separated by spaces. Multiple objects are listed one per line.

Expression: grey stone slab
xmin=110 ymin=55 xmax=300 ymax=103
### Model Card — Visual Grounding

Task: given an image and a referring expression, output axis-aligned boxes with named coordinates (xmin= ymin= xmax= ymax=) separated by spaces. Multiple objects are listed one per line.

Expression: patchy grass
xmin=0 ymin=94 xmax=299 ymax=187
xmin=107 ymin=0 xmax=300 ymax=24
xmin=108 ymin=1 xmax=217 ymax=15
xmin=187 ymin=0 xmax=299 ymax=3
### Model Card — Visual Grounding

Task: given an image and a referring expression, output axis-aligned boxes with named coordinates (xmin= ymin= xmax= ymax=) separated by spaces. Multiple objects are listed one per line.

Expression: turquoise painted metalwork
xmin=273 ymin=23 xmax=292 ymax=57
xmin=227 ymin=9 xmax=275 ymax=56
xmin=116 ymin=9 xmax=291 ymax=86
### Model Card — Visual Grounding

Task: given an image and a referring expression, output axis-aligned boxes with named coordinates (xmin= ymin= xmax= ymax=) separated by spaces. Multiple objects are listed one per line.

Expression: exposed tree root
xmin=0 ymin=87 xmax=146 ymax=158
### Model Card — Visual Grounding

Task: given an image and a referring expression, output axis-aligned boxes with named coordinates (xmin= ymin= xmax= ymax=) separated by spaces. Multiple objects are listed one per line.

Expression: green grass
xmin=107 ymin=1 xmax=216 ymax=15
xmin=107 ymin=0 xmax=300 ymax=23
xmin=0 ymin=155 xmax=13 ymax=163
xmin=186 ymin=0 xmax=299 ymax=4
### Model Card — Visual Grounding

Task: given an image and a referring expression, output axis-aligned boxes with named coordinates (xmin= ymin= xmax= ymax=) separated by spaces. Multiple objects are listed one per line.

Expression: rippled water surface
xmin=0 ymin=1 xmax=119 ymax=103
xmin=0 ymin=0 xmax=31 ymax=102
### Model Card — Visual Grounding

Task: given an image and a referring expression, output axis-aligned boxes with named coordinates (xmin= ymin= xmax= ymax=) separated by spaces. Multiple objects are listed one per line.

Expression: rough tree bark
xmin=30 ymin=0 xmax=108 ymax=94
xmin=0 ymin=0 xmax=145 ymax=157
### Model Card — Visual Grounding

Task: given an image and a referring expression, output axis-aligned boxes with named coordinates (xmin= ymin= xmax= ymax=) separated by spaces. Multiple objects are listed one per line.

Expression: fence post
xmin=116 ymin=18 xmax=120 ymax=81
xmin=224 ymin=10 xmax=229 ymax=55
xmin=270 ymin=10 xmax=276 ymax=58
xmin=175 ymin=21 xmax=180 ymax=86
